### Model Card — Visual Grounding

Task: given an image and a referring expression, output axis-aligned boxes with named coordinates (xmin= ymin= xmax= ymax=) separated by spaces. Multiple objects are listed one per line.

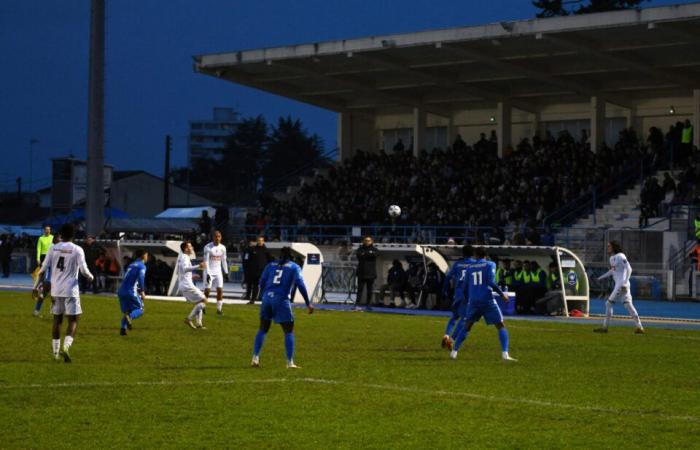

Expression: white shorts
xmin=52 ymin=297 xmax=82 ymax=316
xmin=205 ymin=272 xmax=224 ymax=290
xmin=608 ymin=287 xmax=633 ymax=304
xmin=181 ymin=287 xmax=206 ymax=303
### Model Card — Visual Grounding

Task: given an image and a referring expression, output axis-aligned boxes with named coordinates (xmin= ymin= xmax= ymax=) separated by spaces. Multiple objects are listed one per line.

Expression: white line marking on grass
xmin=0 ymin=378 xmax=288 ymax=390
xmin=3 ymin=376 xmax=698 ymax=424
xmin=296 ymin=377 xmax=700 ymax=424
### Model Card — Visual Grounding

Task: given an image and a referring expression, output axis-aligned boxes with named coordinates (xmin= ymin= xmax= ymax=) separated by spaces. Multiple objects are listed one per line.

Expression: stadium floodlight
xmin=489 ymin=116 xmax=496 ymax=123
xmin=669 ymin=105 xmax=675 ymax=115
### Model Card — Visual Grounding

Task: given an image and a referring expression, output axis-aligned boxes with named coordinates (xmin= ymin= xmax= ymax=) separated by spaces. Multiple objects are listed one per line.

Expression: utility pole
xmin=164 ymin=135 xmax=171 ymax=210
xmin=85 ymin=0 xmax=105 ymax=236
xmin=29 ymin=139 xmax=39 ymax=193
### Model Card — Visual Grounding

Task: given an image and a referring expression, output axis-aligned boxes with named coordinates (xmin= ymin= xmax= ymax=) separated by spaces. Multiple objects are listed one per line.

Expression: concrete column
xmin=413 ymin=107 xmax=426 ymax=157
xmin=531 ymin=111 xmax=541 ymax=139
xmin=624 ymin=107 xmax=635 ymax=130
xmin=694 ymin=89 xmax=700 ymax=149
xmin=590 ymin=96 xmax=606 ymax=153
xmin=337 ymin=112 xmax=352 ymax=161
xmin=496 ymin=101 xmax=511 ymax=158
xmin=447 ymin=115 xmax=455 ymax=149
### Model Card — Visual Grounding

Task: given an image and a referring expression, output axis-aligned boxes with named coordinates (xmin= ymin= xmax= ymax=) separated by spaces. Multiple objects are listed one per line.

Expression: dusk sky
xmin=0 ymin=0 xmax=691 ymax=192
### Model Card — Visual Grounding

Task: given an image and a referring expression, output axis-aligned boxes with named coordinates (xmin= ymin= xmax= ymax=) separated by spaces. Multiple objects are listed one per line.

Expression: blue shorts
xmin=464 ymin=298 xmax=504 ymax=325
xmin=260 ymin=294 xmax=294 ymax=324
xmin=118 ymin=293 xmax=142 ymax=314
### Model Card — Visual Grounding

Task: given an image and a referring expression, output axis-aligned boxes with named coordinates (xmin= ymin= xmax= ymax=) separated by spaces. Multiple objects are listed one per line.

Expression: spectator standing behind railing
xmin=689 ymin=239 xmax=700 ymax=297
xmin=81 ymin=236 xmax=102 ymax=294
xmin=355 ymin=236 xmax=379 ymax=309
xmin=0 ymin=234 xmax=13 ymax=278
xmin=246 ymin=236 xmax=271 ymax=304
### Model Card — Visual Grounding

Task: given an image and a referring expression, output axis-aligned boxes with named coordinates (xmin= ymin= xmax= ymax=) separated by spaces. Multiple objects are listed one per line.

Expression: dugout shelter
xmin=430 ymin=244 xmax=590 ymax=316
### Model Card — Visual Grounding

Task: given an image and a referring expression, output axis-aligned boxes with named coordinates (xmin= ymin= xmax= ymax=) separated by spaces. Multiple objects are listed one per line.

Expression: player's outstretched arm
xmin=222 ymin=248 xmax=229 ymax=275
xmin=295 ymin=266 xmax=313 ymax=313
xmin=597 ymin=269 xmax=613 ymax=281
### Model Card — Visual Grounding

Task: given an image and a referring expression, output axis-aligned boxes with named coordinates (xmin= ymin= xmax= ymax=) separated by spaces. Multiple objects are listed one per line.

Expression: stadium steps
xmin=568 ymin=170 xmax=682 ymax=230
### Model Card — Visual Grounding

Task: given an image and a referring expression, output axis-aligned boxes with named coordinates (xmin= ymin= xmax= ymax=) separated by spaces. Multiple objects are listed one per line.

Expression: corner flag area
xmin=1 ymin=290 xmax=699 ymax=448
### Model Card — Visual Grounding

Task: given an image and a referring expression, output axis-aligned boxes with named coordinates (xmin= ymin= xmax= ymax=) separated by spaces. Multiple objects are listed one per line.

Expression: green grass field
xmin=1 ymin=291 xmax=699 ymax=449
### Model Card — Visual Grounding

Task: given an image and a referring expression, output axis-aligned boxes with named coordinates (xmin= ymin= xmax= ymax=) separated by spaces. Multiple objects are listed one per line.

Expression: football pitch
xmin=1 ymin=291 xmax=699 ymax=449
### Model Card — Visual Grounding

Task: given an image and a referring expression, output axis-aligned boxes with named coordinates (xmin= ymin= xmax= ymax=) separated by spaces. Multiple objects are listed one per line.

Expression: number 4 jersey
xmin=41 ymin=242 xmax=93 ymax=298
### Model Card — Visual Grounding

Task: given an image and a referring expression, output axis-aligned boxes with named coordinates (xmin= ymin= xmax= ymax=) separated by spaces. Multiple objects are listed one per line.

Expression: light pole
xmin=29 ymin=139 xmax=39 ymax=193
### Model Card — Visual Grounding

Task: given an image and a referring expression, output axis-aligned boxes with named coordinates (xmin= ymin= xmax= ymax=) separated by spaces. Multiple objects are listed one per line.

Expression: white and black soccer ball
xmin=387 ymin=204 xmax=401 ymax=218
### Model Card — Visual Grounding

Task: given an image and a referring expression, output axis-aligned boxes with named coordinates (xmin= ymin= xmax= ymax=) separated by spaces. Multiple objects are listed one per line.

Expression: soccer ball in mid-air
xmin=387 ymin=204 xmax=401 ymax=218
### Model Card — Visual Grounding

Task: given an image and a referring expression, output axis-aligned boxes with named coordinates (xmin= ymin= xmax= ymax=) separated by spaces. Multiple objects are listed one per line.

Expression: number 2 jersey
xmin=259 ymin=260 xmax=310 ymax=305
xmin=39 ymin=242 xmax=93 ymax=298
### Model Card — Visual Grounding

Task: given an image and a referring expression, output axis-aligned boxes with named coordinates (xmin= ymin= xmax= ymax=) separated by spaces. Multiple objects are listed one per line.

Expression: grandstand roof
xmin=194 ymin=3 xmax=700 ymax=115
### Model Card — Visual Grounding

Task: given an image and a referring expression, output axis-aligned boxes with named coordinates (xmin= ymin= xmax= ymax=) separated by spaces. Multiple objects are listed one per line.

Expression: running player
xmin=450 ymin=247 xmax=516 ymax=361
xmin=594 ymin=241 xmax=644 ymax=334
xmin=251 ymin=247 xmax=314 ymax=369
xmin=117 ymin=249 xmax=148 ymax=336
xmin=177 ymin=241 xmax=208 ymax=329
xmin=203 ymin=231 xmax=229 ymax=315
xmin=32 ymin=224 xmax=94 ymax=363
xmin=441 ymin=245 xmax=474 ymax=350
xmin=32 ymin=234 xmax=59 ymax=317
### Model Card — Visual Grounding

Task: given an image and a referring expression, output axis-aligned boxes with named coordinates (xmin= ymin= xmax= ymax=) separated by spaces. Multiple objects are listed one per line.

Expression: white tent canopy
xmin=156 ymin=207 xmax=215 ymax=219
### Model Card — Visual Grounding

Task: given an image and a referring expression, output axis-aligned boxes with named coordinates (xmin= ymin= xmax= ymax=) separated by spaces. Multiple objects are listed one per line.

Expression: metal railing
xmin=542 ymin=157 xmax=652 ymax=228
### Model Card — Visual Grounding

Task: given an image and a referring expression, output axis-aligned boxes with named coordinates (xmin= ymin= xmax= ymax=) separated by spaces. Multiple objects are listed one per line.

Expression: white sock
xmin=502 ymin=351 xmax=510 ymax=359
xmin=197 ymin=307 xmax=204 ymax=325
xmin=52 ymin=339 xmax=60 ymax=355
xmin=188 ymin=303 xmax=202 ymax=320
xmin=217 ymin=300 xmax=223 ymax=312
xmin=624 ymin=302 xmax=643 ymax=329
xmin=450 ymin=350 xmax=458 ymax=359
xmin=63 ymin=336 xmax=74 ymax=351
xmin=603 ymin=301 xmax=613 ymax=328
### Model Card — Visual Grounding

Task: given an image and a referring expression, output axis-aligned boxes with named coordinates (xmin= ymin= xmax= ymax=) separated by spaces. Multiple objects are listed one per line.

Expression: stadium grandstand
xmin=193 ymin=3 xmax=700 ymax=300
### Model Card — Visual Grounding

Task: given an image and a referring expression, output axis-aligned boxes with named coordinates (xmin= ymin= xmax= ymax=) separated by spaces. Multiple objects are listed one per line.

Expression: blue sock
xmin=253 ymin=330 xmax=267 ymax=356
xmin=129 ymin=308 xmax=144 ymax=321
xmin=444 ymin=314 xmax=458 ymax=336
xmin=120 ymin=316 xmax=128 ymax=330
xmin=34 ymin=299 xmax=43 ymax=312
xmin=498 ymin=327 xmax=509 ymax=353
xmin=453 ymin=320 xmax=469 ymax=351
xmin=284 ymin=332 xmax=295 ymax=362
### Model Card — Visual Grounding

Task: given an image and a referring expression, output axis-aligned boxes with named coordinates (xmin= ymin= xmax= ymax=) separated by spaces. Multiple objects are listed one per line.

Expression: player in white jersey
xmin=177 ymin=241 xmax=207 ymax=329
xmin=594 ymin=241 xmax=644 ymax=334
xmin=32 ymin=224 xmax=94 ymax=362
xmin=203 ymin=230 xmax=229 ymax=315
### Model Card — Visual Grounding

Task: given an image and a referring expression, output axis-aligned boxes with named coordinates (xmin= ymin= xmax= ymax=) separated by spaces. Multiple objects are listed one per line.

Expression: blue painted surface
xmin=589 ymin=297 xmax=700 ymax=320
xmin=309 ymin=299 xmax=700 ymax=331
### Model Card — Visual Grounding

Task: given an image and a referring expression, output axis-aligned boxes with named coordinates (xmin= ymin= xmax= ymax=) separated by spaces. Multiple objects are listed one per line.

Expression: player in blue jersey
xmin=117 ymin=249 xmax=148 ymax=336
xmin=451 ymin=247 xmax=517 ymax=361
xmin=441 ymin=245 xmax=475 ymax=350
xmin=251 ymin=247 xmax=314 ymax=369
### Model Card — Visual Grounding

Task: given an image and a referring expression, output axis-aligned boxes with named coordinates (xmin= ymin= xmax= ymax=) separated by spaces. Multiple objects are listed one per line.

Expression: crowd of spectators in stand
xmin=254 ymin=127 xmax=658 ymax=243
xmin=639 ymin=120 xmax=697 ymax=226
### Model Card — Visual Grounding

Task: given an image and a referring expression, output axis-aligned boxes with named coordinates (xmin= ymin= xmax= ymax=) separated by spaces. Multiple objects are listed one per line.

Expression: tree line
xmin=172 ymin=115 xmax=330 ymax=206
